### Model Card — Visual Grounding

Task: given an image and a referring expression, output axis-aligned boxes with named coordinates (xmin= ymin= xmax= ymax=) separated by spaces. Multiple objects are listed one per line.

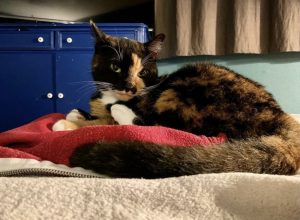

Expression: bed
xmin=0 ymin=114 xmax=300 ymax=219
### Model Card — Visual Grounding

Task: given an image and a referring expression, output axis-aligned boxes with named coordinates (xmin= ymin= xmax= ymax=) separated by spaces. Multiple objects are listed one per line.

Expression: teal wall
xmin=157 ymin=53 xmax=300 ymax=114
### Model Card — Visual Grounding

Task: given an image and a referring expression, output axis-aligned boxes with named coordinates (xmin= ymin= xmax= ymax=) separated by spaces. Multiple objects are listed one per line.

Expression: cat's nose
xmin=125 ymin=84 xmax=137 ymax=94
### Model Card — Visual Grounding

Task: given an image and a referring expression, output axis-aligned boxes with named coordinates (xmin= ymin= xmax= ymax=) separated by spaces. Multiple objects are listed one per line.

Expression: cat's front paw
xmin=52 ymin=119 xmax=79 ymax=131
xmin=111 ymin=104 xmax=136 ymax=125
xmin=66 ymin=109 xmax=85 ymax=122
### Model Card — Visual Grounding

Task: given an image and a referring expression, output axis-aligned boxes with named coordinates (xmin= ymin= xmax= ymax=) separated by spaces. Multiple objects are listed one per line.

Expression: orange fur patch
xmin=181 ymin=104 xmax=202 ymax=124
xmin=92 ymin=55 xmax=99 ymax=69
xmin=154 ymin=89 xmax=202 ymax=123
xmin=90 ymin=99 xmax=111 ymax=118
xmin=154 ymin=89 xmax=179 ymax=113
xmin=128 ymin=53 xmax=145 ymax=91
xmin=62 ymin=99 xmax=116 ymax=129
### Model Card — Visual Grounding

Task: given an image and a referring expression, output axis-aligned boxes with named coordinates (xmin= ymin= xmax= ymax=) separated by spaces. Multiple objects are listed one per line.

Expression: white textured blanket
xmin=1 ymin=173 xmax=300 ymax=220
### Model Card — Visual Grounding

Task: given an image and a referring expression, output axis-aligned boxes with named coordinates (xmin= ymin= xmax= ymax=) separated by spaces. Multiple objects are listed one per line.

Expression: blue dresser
xmin=0 ymin=22 xmax=149 ymax=132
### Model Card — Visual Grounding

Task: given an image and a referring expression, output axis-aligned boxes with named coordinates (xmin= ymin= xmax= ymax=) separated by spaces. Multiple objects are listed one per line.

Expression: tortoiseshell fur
xmin=55 ymin=22 xmax=300 ymax=178
xmin=121 ymin=64 xmax=287 ymax=138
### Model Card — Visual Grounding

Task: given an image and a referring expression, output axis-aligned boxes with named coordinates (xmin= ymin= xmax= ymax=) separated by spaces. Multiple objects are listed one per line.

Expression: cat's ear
xmin=145 ymin=33 xmax=165 ymax=59
xmin=90 ymin=20 xmax=110 ymax=43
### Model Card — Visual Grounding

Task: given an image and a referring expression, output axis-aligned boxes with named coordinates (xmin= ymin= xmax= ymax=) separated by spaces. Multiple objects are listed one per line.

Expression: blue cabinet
xmin=0 ymin=53 xmax=55 ymax=130
xmin=0 ymin=23 xmax=149 ymax=132
xmin=55 ymin=52 xmax=93 ymax=113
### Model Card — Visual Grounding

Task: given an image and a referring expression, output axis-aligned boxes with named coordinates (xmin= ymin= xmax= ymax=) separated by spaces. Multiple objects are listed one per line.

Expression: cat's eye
xmin=139 ymin=69 xmax=149 ymax=77
xmin=110 ymin=63 xmax=121 ymax=73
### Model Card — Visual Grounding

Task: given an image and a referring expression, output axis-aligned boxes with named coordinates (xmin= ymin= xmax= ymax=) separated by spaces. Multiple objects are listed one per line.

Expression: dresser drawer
xmin=58 ymin=30 xmax=141 ymax=50
xmin=100 ymin=23 xmax=149 ymax=43
xmin=58 ymin=24 xmax=149 ymax=50
xmin=58 ymin=31 xmax=94 ymax=50
xmin=0 ymin=31 xmax=54 ymax=50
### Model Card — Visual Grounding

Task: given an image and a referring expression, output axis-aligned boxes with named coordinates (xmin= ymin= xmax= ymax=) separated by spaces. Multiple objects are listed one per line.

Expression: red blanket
xmin=0 ymin=114 xmax=226 ymax=166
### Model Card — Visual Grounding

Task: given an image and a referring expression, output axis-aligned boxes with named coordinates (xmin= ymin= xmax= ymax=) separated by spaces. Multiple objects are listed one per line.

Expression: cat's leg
xmin=52 ymin=109 xmax=116 ymax=131
xmin=67 ymin=108 xmax=98 ymax=121
xmin=52 ymin=109 xmax=93 ymax=131
xmin=110 ymin=104 xmax=138 ymax=125
xmin=66 ymin=109 xmax=88 ymax=122
xmin=52 ymin=119 xmax=80 ymax=131
xmin=53 ymin=103 xmax=139 ymax=130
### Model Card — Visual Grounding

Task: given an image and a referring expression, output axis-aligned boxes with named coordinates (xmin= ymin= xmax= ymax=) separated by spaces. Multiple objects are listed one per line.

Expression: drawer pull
xmin=57 ymin=93 xmax=64 ymax=99
xmin=47 ymin=93 xmax=53 ymax=99
xmin=66 ymin=37 xmax=73 ymax=43
xmin=37 ymin=37 xmax=44 ymax=43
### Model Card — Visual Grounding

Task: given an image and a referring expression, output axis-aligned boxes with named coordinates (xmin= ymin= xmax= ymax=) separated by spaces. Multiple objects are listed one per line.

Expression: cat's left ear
xmin=145 ymin=33 xmax=165 ymax=59
xmin=90 ymin=20 xmax=110 ymax=43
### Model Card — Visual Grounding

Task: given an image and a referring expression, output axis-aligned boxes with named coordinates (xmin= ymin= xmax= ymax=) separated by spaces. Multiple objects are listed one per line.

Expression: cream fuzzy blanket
xmin=1 ymin=173 xmax=300 ymax=220
xmin=1 ymin=115 xmax=300 ymax=219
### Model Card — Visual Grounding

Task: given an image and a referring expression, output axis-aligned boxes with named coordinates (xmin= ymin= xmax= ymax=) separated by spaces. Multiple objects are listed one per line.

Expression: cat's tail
xmin=70 ymin=118 xmax=300 ymax=178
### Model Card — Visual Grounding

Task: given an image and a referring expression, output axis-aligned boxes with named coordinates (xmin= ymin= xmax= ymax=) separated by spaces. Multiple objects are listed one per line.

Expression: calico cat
xmin=53 ymin=22 xmax=300 ymax=178
xmin=52 ymin=21 xmax=163 ymax=131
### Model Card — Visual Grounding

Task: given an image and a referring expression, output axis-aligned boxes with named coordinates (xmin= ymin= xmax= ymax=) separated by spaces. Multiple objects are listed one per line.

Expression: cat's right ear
xmin=90 ymin=20 xmax=109 ymax=43
xmin=145 ymin=33 xmax=165 ymax=59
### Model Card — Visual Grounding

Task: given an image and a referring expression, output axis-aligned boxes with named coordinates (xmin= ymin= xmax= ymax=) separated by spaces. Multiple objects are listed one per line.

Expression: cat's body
xmin=53 ymin=22 xmax=300 ymax=178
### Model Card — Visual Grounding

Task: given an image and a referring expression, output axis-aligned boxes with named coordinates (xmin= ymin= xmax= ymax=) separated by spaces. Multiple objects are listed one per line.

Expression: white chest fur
xmin=100 ymin=91 xmax=118 ymax=105
xmin=98 ymin=91 xmax=137 ymax=125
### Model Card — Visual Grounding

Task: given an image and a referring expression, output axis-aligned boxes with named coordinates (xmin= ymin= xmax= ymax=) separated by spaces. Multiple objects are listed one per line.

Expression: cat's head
xmin=90 ymin=21 xmax=165 ymax=101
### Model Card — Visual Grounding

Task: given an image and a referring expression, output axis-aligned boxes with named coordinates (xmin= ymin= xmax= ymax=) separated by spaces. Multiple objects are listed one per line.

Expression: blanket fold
xmin=0 ymin=114 xmax=226 ymax=167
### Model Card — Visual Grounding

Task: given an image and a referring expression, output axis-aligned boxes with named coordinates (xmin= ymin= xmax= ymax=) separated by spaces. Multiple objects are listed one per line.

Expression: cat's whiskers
xmin=138 ymin=84 xmax=160 ymax=96
xmin=76 ymin=83 xmax=96 ymax=91
xmin=117 ymin=40 xmax=123 ymax=60
xmin=74 ymin=85 xmax=98 ymax=103
xmin=72 ymin=81 xmax=113 ymax=96
xmin=138 ymin=74 xmax=170 ymax=96
xmin=93 ymin=81 xmax=114 ymax=92
xmin=70 ymin=81 xmax=96 ymax=93
xmin=70 ymin=80 xmax=97 ymax=84
xmin=75 ymin=91 xmax=94 ymax=103
xmin=94 ymin=81 xmax=113 ymax=87
xmin=76 ymin=84 xmax=114 ymax=103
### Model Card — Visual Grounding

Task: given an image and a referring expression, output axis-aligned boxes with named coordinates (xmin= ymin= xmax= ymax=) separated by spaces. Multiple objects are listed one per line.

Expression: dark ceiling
xmin=0 ymin=0 xmax=154 ymax=27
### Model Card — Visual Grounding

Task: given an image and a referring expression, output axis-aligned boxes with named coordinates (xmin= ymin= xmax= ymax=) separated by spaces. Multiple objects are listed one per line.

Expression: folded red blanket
xmin=0 ymin=114 xmax=226 ymax=166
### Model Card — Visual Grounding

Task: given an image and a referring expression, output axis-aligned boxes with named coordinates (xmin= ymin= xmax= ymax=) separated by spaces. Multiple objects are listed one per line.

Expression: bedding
xmin=0 ymin=113 xmax=225 ymax=176
xmin=1 ymin=114 xmax=300 ymax=219
xmin=0 ymin=173 xmax=300 ymax=219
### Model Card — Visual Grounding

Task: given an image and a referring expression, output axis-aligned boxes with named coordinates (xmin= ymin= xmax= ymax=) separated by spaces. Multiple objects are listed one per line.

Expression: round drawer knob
xmin=57 ymin=93 xmax=64 ymax=99
xmin=37 ymin=37 xmax=44 ymax=43
xmin=66 ymin=37 xmax=73 ymax=43
xmin=47 ymin=93 xmax=53 ymax=99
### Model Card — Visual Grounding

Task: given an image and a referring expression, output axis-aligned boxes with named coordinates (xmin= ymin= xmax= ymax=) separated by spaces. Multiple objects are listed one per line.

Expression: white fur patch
xmin=52 ymin=120 xmax=69 ymax=131
xmin=101 ymin=91 xmax=118 ymax=105
xmin=52 ymin=120 xmax=65 ymax=131
xmin=111 ymin=104 xmax=136 ymax=125
xmin=66 ymin=109 xmax=85 ymax=122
